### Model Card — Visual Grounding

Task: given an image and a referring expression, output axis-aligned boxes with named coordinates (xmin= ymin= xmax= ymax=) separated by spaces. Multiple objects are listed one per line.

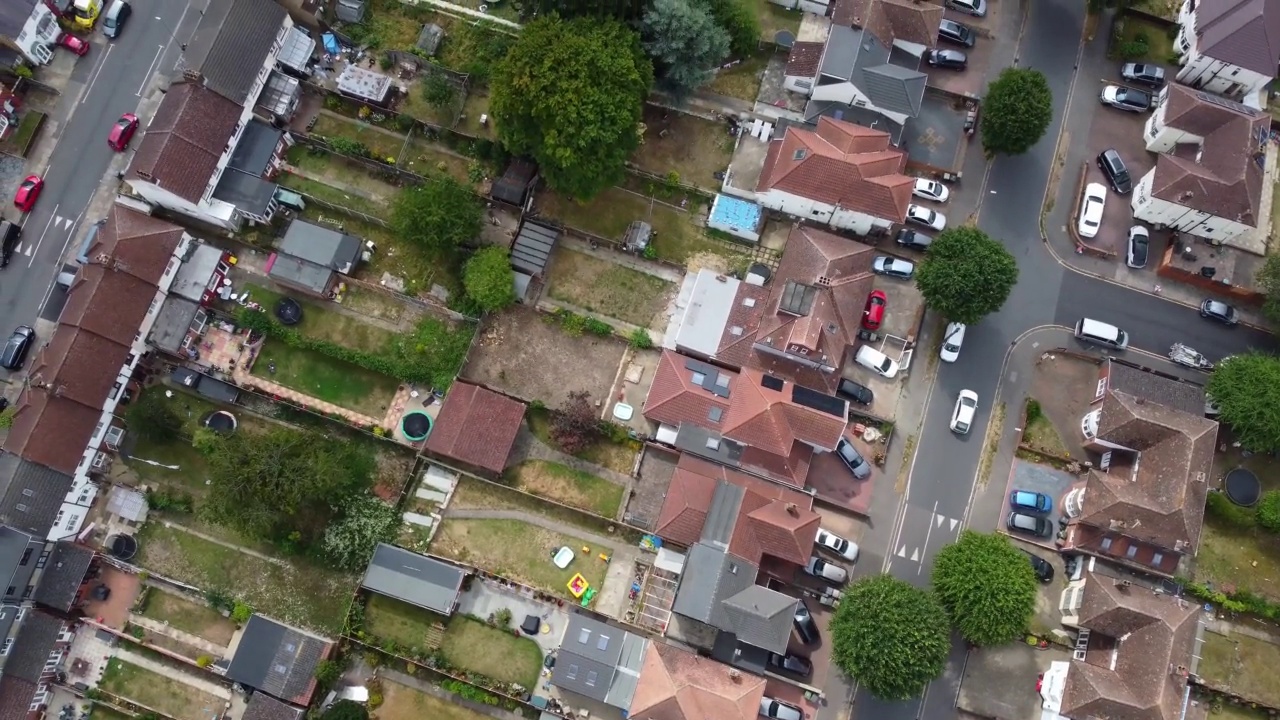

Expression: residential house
xmin=360 ymin=543 xmax=466 ymax=617
xmin=0 ymin=610 xmax=73 ymax=720
xmin=1174 ymin=0 xmax=1280 ymax=104
xmin=185 ymin=0 xmax=309 ymax=121
xmin=224 ymin=615 xmax=333 ymax=706
xmin=831 ymin=0 xmax=945 ymax=55
xmin=627 ymin=642 xmax=766 ymax=720
xmin=148 ymin=242 xmax=233 ymax=358
xmin=0 ymin=0 xmax=60 ymax=66
xmin=749 ymin=117 xmax=913 ymax=235
xmin=1132 ymin=83 xmax=1269 ymax=247
xmin=241 ymin=693 xmax=304 ymax=720
xmin=266 ymin=219 xmax=365 ymax=297
xmin=659 ymin=455 xmax=819 ymax=657
xmin=1050 ymin=561 xmax=1204 ymax=720
xmin=0 ymin=455 xmax=74 ymax=541
xmin=424 ymin=382 xmax=526 ymax=475
xmin=787 ymin=25 xmax=927 ymax=125
xmin=29 ymin=542 xmax=95 ymax=617
xmin=550 ymin=613 xmax=648 ymax=712
xmin=1069 ymin=361 xmax=1218 ymax=576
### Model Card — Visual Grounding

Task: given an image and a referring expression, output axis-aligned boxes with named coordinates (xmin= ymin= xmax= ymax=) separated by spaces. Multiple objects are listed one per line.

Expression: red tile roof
xmin=59 ymin=266 xmax=160 ymax=348
xmin=630 ymin=642 xmax=765 ymax=720
xmin=425 ymin=382 xmax=526 ymax=474
xmin=784 ymin=42 xmax=825 ymax=78
xmin=88 ymin=206 xmax=186 ymax=285
xmin=757 ymin=117 xmax=913 ymax=223
xmin=831 ymin=0 xmax=945 ymax=48
xmin=128 ymin=82 xmax=242 ymax=204
xmin=3 ymin=388 xmax=102 ymax=476
xmin=28 ymin=325 xmax=130 ymax=409
xmin=644 ymin=351 xmax=735 ymax=430
xmin=723 ymin=367 xmax=846 ymax=456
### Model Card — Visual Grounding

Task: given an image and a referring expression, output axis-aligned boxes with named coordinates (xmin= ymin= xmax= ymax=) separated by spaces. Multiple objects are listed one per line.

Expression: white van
xmin=1075 ymin=318 xmax=1129 ymax=350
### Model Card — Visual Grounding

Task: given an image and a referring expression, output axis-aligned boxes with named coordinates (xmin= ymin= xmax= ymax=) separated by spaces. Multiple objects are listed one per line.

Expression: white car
xmin=760 ymin=698 xmax=804 ymax=720
xmin=1077 ymin=183 xmax=1106 ymax=239
xmin=940 ymin=322 xmax=966 ymax=363
xmin=912 ymin=178 xmax=950 ymax=203
xmin=804 ymin=556 xmax=848 ymax=584
xmin=856 ymin=345 xmax=900 ymax=379
xmin=951 ymin=389 xmax=979 ymax=434
xmin=816 ymin=528 xmax=860 ymax=561
xmin=906 ymin=204 xmax=947 ymax=231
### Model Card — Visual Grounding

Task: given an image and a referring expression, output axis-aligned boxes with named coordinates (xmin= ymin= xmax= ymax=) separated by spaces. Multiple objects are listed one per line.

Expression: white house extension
xmin=1 ymin=0 xmax=63 ymax=66
xmin=1174 ymin=0 xmax=1280 ymax=106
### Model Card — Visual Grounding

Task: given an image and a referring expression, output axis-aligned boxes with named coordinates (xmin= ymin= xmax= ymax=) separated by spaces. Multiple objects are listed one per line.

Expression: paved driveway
xmin=1082 ymin=92 xmax=1155 ymax=255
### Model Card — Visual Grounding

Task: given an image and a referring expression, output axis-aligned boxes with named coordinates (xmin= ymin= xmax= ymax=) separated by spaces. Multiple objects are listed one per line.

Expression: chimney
xmin=182 ymin=69 xmax=203 ymax=84
xmin=785 ymin=502 xmax=799 ymax=517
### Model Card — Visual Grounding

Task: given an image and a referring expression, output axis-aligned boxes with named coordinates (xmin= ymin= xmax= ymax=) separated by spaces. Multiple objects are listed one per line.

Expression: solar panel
xmin=1194 ymin=90 xmax=1251 ymax=114
xmin=792 ymin=385 xmax=847 ymax=417
xmin=761 ymin=375 xmax=785 ymax=391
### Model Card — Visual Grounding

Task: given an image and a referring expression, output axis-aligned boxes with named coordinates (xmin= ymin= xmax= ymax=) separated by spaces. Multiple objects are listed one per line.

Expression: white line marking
xmin=910 ymin=548 xmax=920 ymax=562
xmin=28 ymin=203 xmax=59 ymax=268
xmin=883 ymin=353 xmax=943 ymax=574
xmin=138 ymin=45 xmax=164 ymax=96
xmin=897 ymin=545 xmax=907 ymax=558
xmin=81 ymin=44 xmax=113 ymax=105
xmin=21 ymin=245 xmax=31 ymax=257
xmin=59 ymin=209 xmax=85 ymax=261
xmin=950 ymin=518 xmax=959 ymax=531
xmin=918 ymin=500 xmax=938 ymax=574
xmin=935 ymin=514 xmax=945 ymax=528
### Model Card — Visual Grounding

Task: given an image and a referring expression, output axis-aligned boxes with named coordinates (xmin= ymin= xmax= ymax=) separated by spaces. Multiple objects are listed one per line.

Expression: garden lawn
xmin=380 ymin=676 xmax=495 ymax=720
xmin=1196 ymin=521 xmax=1280 ymax=603
xmin=546 ymin=248 xmax=672 ymax=327
xmin=135 ymin=522 xmax=355 ymax=634
xmin=707 ymin=54 xmax=769 ymax=104
xmin=241 ymin=281 xmax=399 ymax=353
xmin=430 ymin=517 xmax=608 ymax=599
xmin=97 ymin=659 xmax=225 ymax=720
xmin=1021 ymin=412 xmax=1070 ymax=458
xmin=312 ymin=113 xmax=407 ymax=163
xmin=251 ymin=339 xmax=400 ymax=417
xmin=279 ymin=173 xmax=386 ymax=209
xmin=441 ymin=616 xmax=544 ymax=687
xmin=458 ymin=92 xmax=495 ymax=140
xmin=364 ymin=593 xmax=446 ymax=650
xmin=749 ymin=0 xmax=802 ymax=40
xmin=506 ymin=460 xmax=626 ymax=518
xmin=1110 ymin=16 xmax=1175 ymax=63
xmin=139 ymin=590 xmax=237 ymax=645
xmin=1196 ymin=630 xmax=1280 ymax=708
xmin=635 ymin=106 xmax=737 ymax=190
xmin=525 ymin=407 xmax=640 ymax=475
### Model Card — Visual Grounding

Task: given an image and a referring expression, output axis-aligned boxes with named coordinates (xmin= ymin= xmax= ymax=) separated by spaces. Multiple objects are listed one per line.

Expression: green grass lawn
xmin=440 ymin=616 xmax=545 ymax=687
xmin=364 ymin=593 xmax=446 ymax=650
xmin=139 ymin=590 xmax=238 ymax=646
xmin=1196 ymin=631 xmax=1280 ymax=708
xmin=707 ymin=54 xmax=769 ymax=103
xmin=241 ymin=281 xmax=400 ymax=353
xmin=97 ymin=659 xmax=226 ymax=720
xmin=381 ymin=677 xmax=498 ymax=720
xmin=431 ymin=517 xmax=608 ymax=600
xmin=749 ymin=0 xmax=802 ymax=40
xmin=1109 ymin=15 xmax=1176 ymax=63
xmin=251 ymin=339 xmax=400 ymax=417
xmin=546 ymin=247 xmax=672 ymax=327
xmin=635 ymin=105 xmax=738 ymax=190
xmin=313 ymin=113 xmax=408 ymax=163
xmin=505 ymin=460 xmax=626 ymax=518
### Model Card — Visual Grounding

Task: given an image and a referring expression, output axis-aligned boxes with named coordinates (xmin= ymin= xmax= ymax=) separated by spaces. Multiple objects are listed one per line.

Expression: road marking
xmin=910 ymin=548 xmax=920 ymax=562
xmin=897 ymin=544 xmax=907 ymax=558
xmin=918 ymin=501 xmax=938 ymax=574
xmin=883 ymin=357 xmax=943 ymax=574
xmin=81 ymin=44 xmax=113 ymax=106
xmin=21 ymin=244 xmax=30 ymax=257
xmin=58 ymin=209 xmax=86 ymax=262
xmin=27 ymin=203 xmax=59 ymax=269
xmin=138 ymin=45 xmax=164 ymax=97
xmin=950 ymin=518 xmax=959 ymax=531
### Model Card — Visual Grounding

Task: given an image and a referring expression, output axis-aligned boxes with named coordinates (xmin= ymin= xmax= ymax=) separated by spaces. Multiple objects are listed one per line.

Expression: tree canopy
xmin=1255 ymin=254 xmax=1280 ymax=326
xmin=512 ymin=0 xmax=646 ymax=21
xmin=126 ymin=392 xmax=182 ymax=444
xmin=914 ymin=226 xmax=1018 ymax=325
xmin=322 ymin=493 xmax=400 ymax=570
xmin=642 ymin=0 xmax=731 ymax=98
xmin=322 ymin=701 xmax=368 ymax=720
xmin=390 ymin=176 xmax=483 ymax=255
xmin=980 ymin=68 xmax=1053 ymax=157
xmin=704 ymin=0 xmax=760 ymax=58
xmin=830 ymin=574 xmax=950 ymax=700
xmin=1206 ymin=352 xmax=1280 ymax=452
xmin=932 ymin=531 xmax=1037 ymax=646
xmin=463 ymin=246 xmax=517 ymax=312
xmin=491 ymin=17 xmax=653 ymax=200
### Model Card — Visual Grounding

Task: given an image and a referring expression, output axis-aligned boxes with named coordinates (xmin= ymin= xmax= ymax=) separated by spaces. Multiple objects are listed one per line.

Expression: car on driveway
xmin=938 ymin=18 xmax=976 ymax=47
xmin=58 ymin=33 xmax=89 ymax=56
xmin=873 ymin=256 xmax=915 ymax=279
xmin=767 ymin=653 xmax=814 ymax=679
xmin=1007 ymin=511 xmax=1054 ymax=538
xmin=1126 ymin=226 xmax=1150 ymax=269
xmin=862 ymin=290 xmax=887 ymax=330
xmin=1100 ymin=85 xmax=1153 ymax=112
xmin=1120 ymin=63 xmax=1165 ymax=87
xmin=940 ymin=322 xmax=965 ymax=363
xmin=1200 ymin=299 xmax=1239 ymax=326
xmin=950 ymin=389 xmax=978 ymax=434
xmin=102 ymin=0 xmax=132 ymax=39
xmin=1028 ymin=553 xmax=1055 ymax=583
xmin=835 ymin=437 xmax=872 ymax=479
xmin=913 ymin=178 xmax=951 ymax=203
xmin=1009 ymin=489 xmax=1052 ymax=514
xmin=108 ymin=113 xmax=140 ymax=151
xmin=907 ymin=204 xmax=947 ymax=231
xmin=1077 ymin=183 xmax=1106 ymax=239
xmin=816 ymin=528 xmax=860 ymax=561
xmin=804 ymin=556 xmax=848 ymax=584
xmin=896 ymin=228 xmax=932 ymax=251
xmin=13 ymin=176 xmax=43 ymax=213
xmin=793 ymin=603 xmax=819 ymax=644
xmin=926 ymin=48 xmax=968 ymax=69
xmin=856 ymin=345 xmax=900 ymax=378
xmin=760 ymin=697 xmax=804 ymax=720
xmin=836 ymin=378 xmax=874 ymax=406
xmin=1 ymin=326 xmax=35 ymax=370
xmin=1097 ymin=149 xmax=1132 ymax=194
xmin=946 ymin=0 xmax=987 ymax=14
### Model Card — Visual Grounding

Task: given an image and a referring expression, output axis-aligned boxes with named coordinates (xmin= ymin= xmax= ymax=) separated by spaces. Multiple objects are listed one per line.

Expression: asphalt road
xmin=0 ymin=0 xmax=199 ymax=339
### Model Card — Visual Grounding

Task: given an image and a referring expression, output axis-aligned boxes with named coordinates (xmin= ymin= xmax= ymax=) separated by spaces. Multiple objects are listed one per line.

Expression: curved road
xmin=854 ymin=0 xmax=1276 ymax=718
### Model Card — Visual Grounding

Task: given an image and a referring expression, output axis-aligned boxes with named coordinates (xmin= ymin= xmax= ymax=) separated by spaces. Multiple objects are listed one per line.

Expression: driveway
xmin=956 ymin=642 xmax=1073 ymax=720
xmin=1081 ymin=94 xmax=1155 ymax=255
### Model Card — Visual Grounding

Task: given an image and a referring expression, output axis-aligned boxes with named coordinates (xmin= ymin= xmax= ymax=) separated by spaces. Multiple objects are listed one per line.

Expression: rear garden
xmin=633 ymin=106 xmax=737 ymax=191
xmin=1197 ymin=630 xmax=1280 ymax=708
xmin=708 ymin=54 xmax=770 ymax=103
xmin=545 ymin=248 xmax=673 ymax=328
xmin=504 ymin=460 xmax=626 ymax=518
xmin=379 ymin=674 xmax=501 ymax=720
xmin=1195 ymin=447 xmax=1280 ymax=605
xmin=136 ymin=589 xmax=238 ymax=646
xmin=749 ymin=0 xmax=803 ymax=40
xmin=1108 ymin=13 xmax=1177 ymax=64
xmin=525 ymin=406 xmax=639 ymax=475
xmin=97 ymin=658 xmax=226 ymax=720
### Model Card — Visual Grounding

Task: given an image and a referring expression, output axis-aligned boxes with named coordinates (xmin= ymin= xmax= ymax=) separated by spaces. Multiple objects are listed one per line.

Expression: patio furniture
xmin=520 ymin=614 xmax=541 ymax=635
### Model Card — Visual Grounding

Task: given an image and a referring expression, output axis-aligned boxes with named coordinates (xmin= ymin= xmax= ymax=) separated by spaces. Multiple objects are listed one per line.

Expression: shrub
xmin=629 ymin=328 xmax=653 ymax=349
xmin=196 ymin=655 xmax=213 ymax=668
xmin=1205 ymin=491 xmax=1254 ymax=530
xmin=1118 ymin=39 xmax=1149 ymax=60
xmin=583 ymin=318 xmax=613 ymax=337
xmin=230 ymin=601 xmax=253 ymax=624
xmin=1025 ymin=399 xmax=1043 ymax=423
xmin=494 ymin=608 xmax=513 ymax=627
xmin=1256 ymin=490 xmax=1280 ymax=533
xmin=145 ymin=488 xmax=194 ymax=513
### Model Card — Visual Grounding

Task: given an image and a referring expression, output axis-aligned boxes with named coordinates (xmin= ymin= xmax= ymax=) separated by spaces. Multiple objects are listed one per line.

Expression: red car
xmin=14 ymin=175 xmax=43 ymax=213
xmin=58 ymin=33 xmax=89 ymax=56
xmin=862 ymin=290 xmax=888 ymax=331
xmin=108 ymin=113 xmax=140 ymax=151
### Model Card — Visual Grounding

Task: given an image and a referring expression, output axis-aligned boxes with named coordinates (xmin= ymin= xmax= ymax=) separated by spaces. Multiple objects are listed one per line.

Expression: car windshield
xmin=831 ymin=537 xmax=848 ymax=552
xmin=878 ymin=357 xmax=893 ymax=372
xmin=839 ymin=443 xmax=860 ymax=464
xmin=961 ymin=397 xmax=976 ymax=409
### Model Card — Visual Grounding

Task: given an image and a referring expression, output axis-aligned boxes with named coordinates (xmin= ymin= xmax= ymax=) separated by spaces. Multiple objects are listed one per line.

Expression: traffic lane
xmin=886 ymin=501 xmax=963 ymax=585
xmin=920 ymin=633 xmax=970 ymax=720
xmin=853 ymin=688 xmax=921 ymax=720
xmin=1055 ymin=271 xmax=1278 ymax=361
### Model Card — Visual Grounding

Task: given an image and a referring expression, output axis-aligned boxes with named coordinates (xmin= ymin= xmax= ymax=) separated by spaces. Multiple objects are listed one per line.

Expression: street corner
xmin=956 ymin=640 xmax=1072 ymax=720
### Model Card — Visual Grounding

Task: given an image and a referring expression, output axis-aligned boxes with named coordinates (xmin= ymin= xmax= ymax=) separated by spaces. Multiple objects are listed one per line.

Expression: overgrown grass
xmin=97 ymin=659 xmax=226 ymax=720
xmin=241 ymin=281 xmax=400 ymax=353
xmin=1109 ymin=15 xmax=1176 ymax=63
xmin=431 ymin=517 xmax=609 ymax=600
xmin=440 ymin=616 xmax=544 ymax=687
xmin=748 ymin=0 xmax=802 ymax=40
xmin=139 ymin=590 xmax=238 ymax=646
xmin=505 ymin=460 xmax=626 ymax=518
xmin=707 ymin=54 xmax=769 ymax=103
xmin=380 ymin=676 xmax=497 ymax=720
xmin=525 ymin=407 xmax=640 ymax=475
xmin=251 ymin=339 xmax=401 ymax=417
xmin=546 ymin=248 xmax=672 ymax=327
xmin=1196 ymin=631 xmax=1280 ymax=708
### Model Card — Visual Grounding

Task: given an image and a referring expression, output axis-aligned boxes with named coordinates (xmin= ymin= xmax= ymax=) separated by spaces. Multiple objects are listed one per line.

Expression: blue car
xmin=1009 ymin=490 xmax=1052 ymax=514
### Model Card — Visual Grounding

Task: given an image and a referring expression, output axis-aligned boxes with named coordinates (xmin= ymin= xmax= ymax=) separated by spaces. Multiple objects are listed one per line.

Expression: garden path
xmin=557 ymin=234 xmax=684 ymax=283
xmin=508 ymin=428 xmax=635 ymax=511
xmin=111 ymin=646 xmax=233 ymax=700
xmin=159 ymin=521 xmax=288 ymax=567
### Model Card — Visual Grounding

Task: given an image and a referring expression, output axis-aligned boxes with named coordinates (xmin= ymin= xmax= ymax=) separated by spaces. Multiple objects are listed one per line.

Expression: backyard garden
xmin=545 ymin=248 xmax=674 ymax=329
xmin=97 ymin=658 xmax=227 ymax=720
xmin=1197 ymin=629 xmax=1280 ymax=709
xmin=379 ymin=674 xmax=504 ymax=720
xmin=504 ymin=460 xmax=626 ymax=519
xmin=633 ymin=106 xmax=737 ymax=191
xmin=1195 ymin=448 xmax=1280 ymax=606
xmin=136 ymin=589 xmax=238 ymax=647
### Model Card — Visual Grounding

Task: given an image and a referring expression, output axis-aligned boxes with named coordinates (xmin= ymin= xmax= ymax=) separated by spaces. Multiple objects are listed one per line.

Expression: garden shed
xmin=361 ymin=543 xmax=465 ymax=616
xmin=416 ymin=23 xmax=445 ymax=56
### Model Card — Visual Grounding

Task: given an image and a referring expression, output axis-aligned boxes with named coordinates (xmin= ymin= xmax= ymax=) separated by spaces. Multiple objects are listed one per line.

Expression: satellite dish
xmin=775 ymin=30 xmax=796 ymax=49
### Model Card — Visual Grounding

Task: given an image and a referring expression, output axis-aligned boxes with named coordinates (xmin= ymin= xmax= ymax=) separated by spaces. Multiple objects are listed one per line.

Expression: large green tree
xmin=980 ymin=68 xmax=1053 ymax=157
xmin=915 ymin=226 xmax=1018 ymax=325
xmin=491 ymin=17 xmax=653 ymax=200
xmin=1207 ymin=352 xmax=1280 ymax=452
xmin=463 ymin=246 xmax=517 ymax=312
xmin=932 ymin=531 xmax=1038 ymax=646
xmin=126 ymin=391 xmax=182 ymax=444
xmin=642 ymin=0 xmax=731 ymax=98
xmin=704 ymin=0 xmax=760 ymax=57
xmin=830 ymin=574 xmax=950 ymax=700
xmin=322 ymin=493 xmax=399 ymax=570
xmin=321 ymin=701 xmax=368 ymax=720
xmin=390 ymin=176 xmax=483 ymax=254
xmin=512 ymin=0 xmax=646 ymax=21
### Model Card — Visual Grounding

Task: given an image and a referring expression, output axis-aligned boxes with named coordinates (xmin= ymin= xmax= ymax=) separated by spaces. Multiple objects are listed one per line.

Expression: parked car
xmin=767 ymin=653 xmax=814 ymax=678
xmin=1028 ymin=553 xmax=1055 ymax=583
xmin=793 ymin=603 xmax=819 ymax=644
xmin=906 ymin=204 xmax=947 ymax=231
xmin=804 ymin=556 xmax=848 ymax=584
xmin=102 ymin=0 xmax=132 ymax=39
xmin=1009 ymin=490 xmax=1053 ymax=514
xmin=1 ymin=326 xmax=34 ymax=370
xmin=1100 ymin=85 xmax=1153 ymax=112
xmin=856 ymin=345 xmax=900 ymax=379
xmin=862 ymin=290 xmax=887 ymax=331
xmin=940 ymin=322 xmax=966 ymax=363
xmin=950 ymin=389 xmax=978 ymax=434
xmin=1120 ymin=62 xmax=1165 ymax=87
xmin=873 ymin=255 xmax=915 ymax=279
xmin=816 ymin=528 xmax=860 ymax=561
xmin=1200 ymin=299 xmax=1239 ymax=326
xmin=926 ymin=48 xmax=968 ymax=69
xmin=836 ymin=378 xmax=874 ymax=406
xmin=835 ymin=438 xmax=872 ymax=479
xmin=896 ymin=228 xmax=933 ymax=251
xmin=913 ymin=178 xmax=951 ymax=203
xmin=1007 ymin=511 xmax=1054 ymax=538
xmin=13 ymin=175 xmax=44 ymax=213
xmin=1126 ymin=226 xmax=1149 ymax=269
xmin=108 ymin=113 xmax=140 ymax=152
xmin=938 ymin=18 xmax=976 ymax=47
xmin=946 ymin=0 xmax=987 ymax=14
xmin=760 ymin=697 xmax=804 ymax=720
xmin=0 ymin=219 xmax=21 ymax=268
xmin=1077 ymin=182 xmax=1106 ymax=239
xmin=1097 ymin=149 xmax=1132 ymax=194
xmin=58 ymin=33 xmax=89 ymax=56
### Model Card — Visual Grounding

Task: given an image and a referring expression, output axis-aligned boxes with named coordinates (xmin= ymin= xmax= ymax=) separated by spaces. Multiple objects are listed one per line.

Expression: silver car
xmin=1126 ymin=226 xmax=1149 ymax=269
xmin=873 ymin=256 xmax=915 ymax=279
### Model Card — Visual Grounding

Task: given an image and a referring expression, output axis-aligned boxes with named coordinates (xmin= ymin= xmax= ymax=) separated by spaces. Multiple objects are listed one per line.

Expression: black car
xmin=1007 ymin=511 xmax=1054 ymax=538
xmin=896 ymin=228 xmax=933 ymax=251
xmin=1096 ymin=148 xmax=1132 ymax=194
xmin=938 ymin=19 xmax=976 ymax=47
xmin=1 ymin=326 xmax=34 ymax=370
xmin=926 ymin=49 xmax=967 ymax=69
xmin=1120 ymin=62 xmax=1165 ymax=87
xmin=1027 ymin=553 xmax=1054 ymax=583
xmin=793 ymin=603 xmax=819 ymax=645
xmin=836 ymin=378 xmax=874 ymax=406
xmin=0 ymin=219 xmax=21 ymax=268
xmin=767 ymin=652 xmax=814 ymax=678
xmin=1200 ymin=298 xmax=1239 ymax=326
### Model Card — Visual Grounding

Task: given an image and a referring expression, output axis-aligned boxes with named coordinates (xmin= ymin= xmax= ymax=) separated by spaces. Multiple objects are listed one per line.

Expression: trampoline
xmin=203 ymin=410 xmax=238 ymax=433
xmin=401 ymin=411 xmax=433 ymax=441
xmin=1224 ymin=467 xmax=1261 ymax=507
xmin=275 ymin=297 xmax=303 ymax=325
xmin=108 ymin=534 xmax=137 ymax=561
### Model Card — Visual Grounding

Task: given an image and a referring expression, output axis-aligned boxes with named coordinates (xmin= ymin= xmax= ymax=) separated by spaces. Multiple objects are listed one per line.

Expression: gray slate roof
xmin=1107 ymin=360 xmax=1205 ymax=416
xmin=242 ymin=692 xmax=304 ymax=720
xmin=5 ymin=611 xmax=63 ymax=683
xmin=361 ymin=543 xmax=465 ymax=615
xmin=0 ymin=526 xmax=41 ymax=605
xmin=0 ymin=0 xmax=37 ymax=39
xmin=185 ymin=0 xmax=288 ymax=105
xmin=719 ymin=584 xmax=799 ymax=654
xmin=701 ymin=481 xmax=744 ymax=546
xmin=820 ymin=26 xmax=926 ymax=117
xmin=226 ymin=615 xmax=329 ymax=704
xmin=551 ymin=614 xmax=646 ymax=709
xmin=170 ymin=244 xmax=225 ymax=303
xmin=672 ymin=542 xmax=757 ymax=625
xmin=0 ymin=453 xmax=74 ymax=537
xmin=150 ymin=297 xmax=203 ymax=354
xmin=32 ymin=542 xmax=94 ymax=612
xmin=278 ymin=220 xmax=362 ymax=272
